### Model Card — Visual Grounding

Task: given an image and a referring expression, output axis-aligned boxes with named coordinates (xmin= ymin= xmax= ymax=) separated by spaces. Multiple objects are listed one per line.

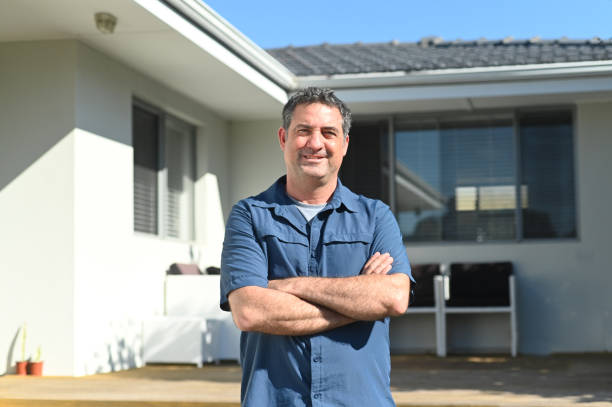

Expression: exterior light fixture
xmin=95 ymin=12 xmax=117 ymax=34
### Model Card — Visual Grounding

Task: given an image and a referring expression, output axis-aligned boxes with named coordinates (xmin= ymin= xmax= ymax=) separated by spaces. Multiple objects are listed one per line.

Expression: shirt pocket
xmin=256 ymin=224 xmax=309 ymax=279
xmin=321 ymin=232 xmax=373 ymax=277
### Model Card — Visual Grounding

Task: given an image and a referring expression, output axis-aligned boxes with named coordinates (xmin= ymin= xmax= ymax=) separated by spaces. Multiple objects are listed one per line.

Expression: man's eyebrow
xmin=294 ymin=124 xmax=340 ymax=132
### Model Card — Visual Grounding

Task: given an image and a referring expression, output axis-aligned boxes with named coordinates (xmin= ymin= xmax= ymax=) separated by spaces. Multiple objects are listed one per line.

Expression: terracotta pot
xmin=16 ymin=361 xmax=28 ymax=375
xmin=28 ymin=361 xmax=43 ymax=376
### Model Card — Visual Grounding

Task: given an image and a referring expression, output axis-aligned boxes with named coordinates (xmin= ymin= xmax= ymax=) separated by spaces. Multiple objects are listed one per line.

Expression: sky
xmin=204 ymin=0 xmax=612 ymax=49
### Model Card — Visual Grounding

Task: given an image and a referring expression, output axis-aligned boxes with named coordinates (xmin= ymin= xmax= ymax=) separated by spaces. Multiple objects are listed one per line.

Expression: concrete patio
xmin=1 ymin=354 xmax=611 ymax=407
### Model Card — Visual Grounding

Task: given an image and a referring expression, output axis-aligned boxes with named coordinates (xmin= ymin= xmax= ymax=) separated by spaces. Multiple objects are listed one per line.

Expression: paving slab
xmin=1 ymin=354 xmax=611 ymax=407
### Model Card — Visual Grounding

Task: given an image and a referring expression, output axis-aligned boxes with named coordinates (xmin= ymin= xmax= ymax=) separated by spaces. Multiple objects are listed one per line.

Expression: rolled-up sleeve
xmin=220 ymin=202 xmax=269 ymax=311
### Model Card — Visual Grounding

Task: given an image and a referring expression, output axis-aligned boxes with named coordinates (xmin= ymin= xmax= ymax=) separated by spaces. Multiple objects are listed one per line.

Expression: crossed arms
xmin=228 ymin=252 xmax=411 ymax=336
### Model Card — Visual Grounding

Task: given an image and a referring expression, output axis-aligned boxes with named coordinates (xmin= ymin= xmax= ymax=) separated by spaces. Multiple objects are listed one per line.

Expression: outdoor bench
xmin=404 ymin=262 xmax=517 ymax=357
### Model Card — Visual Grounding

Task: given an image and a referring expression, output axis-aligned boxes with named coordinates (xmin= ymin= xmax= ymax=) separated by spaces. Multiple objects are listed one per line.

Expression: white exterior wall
xmin=70 ymin=42 xmax=231 ymax=376
xmin=574 ymin=101 xmax=612 ymax=352
xmin=228 ymin=101 xmax=612 ymax=355
xmin=0 ymin=39 xmax=232 ymax=376
xmin=0 ymin=41 xmax=77 ymax=375
xmin=228 ymin=120 xmax=285 ymax=204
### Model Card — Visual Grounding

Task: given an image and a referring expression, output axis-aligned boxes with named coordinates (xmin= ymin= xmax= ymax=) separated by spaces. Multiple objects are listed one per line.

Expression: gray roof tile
xmin=266 ymin=38 xmax=612 ymax=76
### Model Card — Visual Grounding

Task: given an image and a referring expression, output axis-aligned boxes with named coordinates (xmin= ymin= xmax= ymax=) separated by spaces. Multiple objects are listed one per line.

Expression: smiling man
xmin=220 ymin=87 xmax=413 ymax=406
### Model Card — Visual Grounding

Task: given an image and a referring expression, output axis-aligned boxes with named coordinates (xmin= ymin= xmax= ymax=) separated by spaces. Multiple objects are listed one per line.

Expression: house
xmin=266 ymin=39 xmax=612 ymax=355
xmin=1 ymin=0 xmax=611 ymax=376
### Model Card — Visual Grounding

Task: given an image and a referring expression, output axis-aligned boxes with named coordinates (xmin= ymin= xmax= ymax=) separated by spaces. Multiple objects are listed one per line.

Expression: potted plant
xmin=15 ymin=324 xmax=28 ymax=375
xmin=28 ymin=346 xmax=43 ymax=376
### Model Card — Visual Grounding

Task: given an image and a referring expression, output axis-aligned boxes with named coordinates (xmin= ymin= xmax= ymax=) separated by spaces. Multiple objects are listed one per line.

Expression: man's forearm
xmin=268 ymin=273 xmax=410 ymax=321
xmin=228 ymin=285 xmax=354 ymax=336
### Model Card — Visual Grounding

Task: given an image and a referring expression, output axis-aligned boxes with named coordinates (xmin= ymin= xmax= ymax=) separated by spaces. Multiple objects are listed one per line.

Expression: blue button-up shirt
xmin=221 ymin=176 xmax=412 ymax=407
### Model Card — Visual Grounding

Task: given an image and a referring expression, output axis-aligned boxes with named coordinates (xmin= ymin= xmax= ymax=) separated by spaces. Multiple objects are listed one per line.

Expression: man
xmin=220 ymin=87 xmax=413 ymax=406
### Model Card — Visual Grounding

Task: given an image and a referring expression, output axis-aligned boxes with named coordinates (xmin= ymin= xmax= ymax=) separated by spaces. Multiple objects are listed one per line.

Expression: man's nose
xmin=306 ymin=131 xmax=324 ymax=150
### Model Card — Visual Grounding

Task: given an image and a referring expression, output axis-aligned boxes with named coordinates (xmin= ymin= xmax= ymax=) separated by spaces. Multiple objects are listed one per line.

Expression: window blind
xmin=395 ymin=120 xmax=515 ymax=242
xmin=520 ymin=111 xmax=575 ymax=239
xmin=164 ymin=116 xmax=195 ymax=241
xmin=133 ymin=105 xmax=159 ymax=235
xmin=132 ymin=103 xmax=195 ymax=241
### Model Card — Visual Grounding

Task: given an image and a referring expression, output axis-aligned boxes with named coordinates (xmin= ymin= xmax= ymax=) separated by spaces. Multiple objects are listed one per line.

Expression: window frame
xmin=132 ymin=98 xmax=196 ymax=242
xmin=351 ymin=106 xmax=579 ymax=245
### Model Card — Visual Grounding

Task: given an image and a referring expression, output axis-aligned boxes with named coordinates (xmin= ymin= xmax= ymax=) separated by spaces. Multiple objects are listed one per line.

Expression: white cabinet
xmin=143 ymin=275 xmax=241 ymax=365
xmin=143 ymin=316 xmax=204 ymax=366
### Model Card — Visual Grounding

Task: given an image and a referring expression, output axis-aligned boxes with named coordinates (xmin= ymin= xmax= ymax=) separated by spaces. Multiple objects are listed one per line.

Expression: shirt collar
xmin=251 ymin=176 xmax=359 ymax=235
xmin=328 ymin=178 xmax=359 ymax=213
xmin=257 ymin=175 xmax=360 ymax=213
xmin=251 ymin=176 xmax=306 ymax=234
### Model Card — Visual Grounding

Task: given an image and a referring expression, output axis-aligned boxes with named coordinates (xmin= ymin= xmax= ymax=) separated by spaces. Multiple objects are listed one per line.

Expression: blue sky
xmin=204 ymin=0 xmax=612 ymax=49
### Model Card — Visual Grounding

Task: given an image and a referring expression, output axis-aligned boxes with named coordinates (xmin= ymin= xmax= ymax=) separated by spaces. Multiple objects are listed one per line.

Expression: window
xmin=396 ymin=117 xmax=516 ymax=242
xmin=339 ymin=121 xmax=389 ymax=203
xmin=133 ymin=101 xmax=195 ymax=240
xmin=342 ymin=109 xmax=576 ymax=243
xmin=133 ymin=105 xmax=160 ymax=235
xmin=519 ymin=112 xmax=576 ymax=239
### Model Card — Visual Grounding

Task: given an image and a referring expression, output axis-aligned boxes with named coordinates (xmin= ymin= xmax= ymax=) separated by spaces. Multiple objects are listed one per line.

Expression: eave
xmin=297 ymin=61 xmax=612 ymax=114
xmin=0 ymin=0 xmax=296 ymax=120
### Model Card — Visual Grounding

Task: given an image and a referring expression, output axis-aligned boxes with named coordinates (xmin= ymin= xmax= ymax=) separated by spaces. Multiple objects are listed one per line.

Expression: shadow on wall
xmin=104 ymin=337 xmax=140 ymax=374
xmin=2 ymin=327 xmax=20 ymax=376
xmin=0 ymin=127 xmax=75 ymax=195
xmin=85 ymin=320 xmax=144 ymax=375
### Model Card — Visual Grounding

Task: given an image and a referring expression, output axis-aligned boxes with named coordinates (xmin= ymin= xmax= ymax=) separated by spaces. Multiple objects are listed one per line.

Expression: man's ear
xmin=278 ymin=127 xmax=287 ymax=151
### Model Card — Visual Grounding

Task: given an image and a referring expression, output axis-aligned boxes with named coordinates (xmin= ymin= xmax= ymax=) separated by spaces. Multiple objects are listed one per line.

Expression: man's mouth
xmin=301 ymin=151 xmax=327 ymax=161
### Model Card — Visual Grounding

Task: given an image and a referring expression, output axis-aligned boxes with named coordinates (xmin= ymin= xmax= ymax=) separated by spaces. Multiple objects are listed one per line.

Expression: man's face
xmin=278 ymin=103 xmax=349 ymax=184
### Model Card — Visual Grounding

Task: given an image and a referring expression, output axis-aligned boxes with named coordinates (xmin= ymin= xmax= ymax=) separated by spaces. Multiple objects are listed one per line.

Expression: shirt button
xmin=313 ymin=357 xmax=321 ymax=362
xmin=313 ymin=393 xmax=321 ymax=399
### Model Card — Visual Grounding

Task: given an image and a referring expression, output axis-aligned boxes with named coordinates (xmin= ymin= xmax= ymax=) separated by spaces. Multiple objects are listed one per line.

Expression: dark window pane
xmin=340 ymin=122 xmax=388 ymax=204
xmin=520 ymin=111 xmax=576 ymax=238
xmin=396 ymin=120 xmax=515 ymax=242
xmin=133 ymin=105 xmax=159 ymax=234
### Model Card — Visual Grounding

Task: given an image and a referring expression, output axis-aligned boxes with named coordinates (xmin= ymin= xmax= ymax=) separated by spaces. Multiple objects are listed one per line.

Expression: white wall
xmin=0 ymin=41 xmax=78 ymax=375
xmin=195 ymin=116 xmax=229 ymax=266
xmin=70 ymin=42 xmax=232 ymax=375
xmin=574 ymin=101 xmax=612 ymax=352
xmin=0 ymin=39 xmax=234 ymax=376
xmin=228 ymin=119 xmax=285 ymax=204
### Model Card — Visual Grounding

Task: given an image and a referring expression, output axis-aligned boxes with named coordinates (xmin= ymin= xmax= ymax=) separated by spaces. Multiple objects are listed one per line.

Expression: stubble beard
xmin=295 ymin=150 xmax=335 ymax=182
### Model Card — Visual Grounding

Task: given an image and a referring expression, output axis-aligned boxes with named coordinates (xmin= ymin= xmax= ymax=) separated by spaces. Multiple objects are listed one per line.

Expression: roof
xmin=267 ymin=37 xmax=612 ymax=77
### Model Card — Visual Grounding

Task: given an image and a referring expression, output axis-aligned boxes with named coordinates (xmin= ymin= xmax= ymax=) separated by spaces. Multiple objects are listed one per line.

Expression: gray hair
xmin=282 ymin=87 xmax=352 ymax=136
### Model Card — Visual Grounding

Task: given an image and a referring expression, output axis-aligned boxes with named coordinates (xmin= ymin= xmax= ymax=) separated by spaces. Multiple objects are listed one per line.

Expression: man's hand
xmin=361 ymin=252 xmax=393 ymax=275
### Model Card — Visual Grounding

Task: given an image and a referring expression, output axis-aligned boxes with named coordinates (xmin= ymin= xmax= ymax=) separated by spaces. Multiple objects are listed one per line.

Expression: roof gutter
xmin=298 ymin=60 xmax=612 ymax=89
xmin=162 ymin=0 xmax=297 ymax=91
